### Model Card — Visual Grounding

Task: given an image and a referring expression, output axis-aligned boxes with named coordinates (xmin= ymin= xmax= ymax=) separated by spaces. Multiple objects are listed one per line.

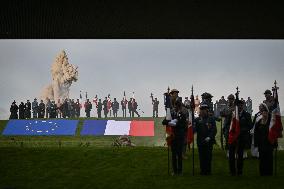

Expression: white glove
xmin=250 ymin=129 xmax=254 ymax=135
xmin=168 ymin=119 xmax=178 ymax=127
xmin=204 ymin=137 xmax=210 ymax=142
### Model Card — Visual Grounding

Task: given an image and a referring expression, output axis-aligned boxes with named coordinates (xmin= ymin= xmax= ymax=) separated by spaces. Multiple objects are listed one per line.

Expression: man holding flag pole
xmin=228 ymin=87 xmax=253 ymax=176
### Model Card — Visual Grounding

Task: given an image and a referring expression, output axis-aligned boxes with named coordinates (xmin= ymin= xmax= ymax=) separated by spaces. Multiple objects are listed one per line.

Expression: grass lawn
xmin=0 ymin=117 xmax=283 ymax=189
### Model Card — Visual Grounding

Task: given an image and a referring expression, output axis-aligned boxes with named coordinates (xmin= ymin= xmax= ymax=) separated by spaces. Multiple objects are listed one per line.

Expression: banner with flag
xmin=187 ymin=110 xmax=194 ymax=144
xmin=268 ymin=103 xmax=283 ymax=144
xmin=2 ymin=120 xmax=78 ymax=136
xmin=228 ymin=105 xmax=240 ymax=144
xmin=81 ymin=120 xmax=154 ymax=136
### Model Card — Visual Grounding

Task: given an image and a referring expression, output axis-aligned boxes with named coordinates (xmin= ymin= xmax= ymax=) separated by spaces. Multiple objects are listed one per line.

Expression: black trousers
xmin=198 ymin=144 xmax=213 ymax=175
xmin=229 ymin=142 xmax=245 ymax=175
xmin=86 ymin=111 xmax=90 ymax=118
xmin=171 ymin=136 xmax=184 ymax=174
xmin=259 ymin=148 xmax=273 ymax=176
xmin=113 ymin=111 xmax=117 ymax=117
xmin=97 ymin=110 xmax=101 ymax=118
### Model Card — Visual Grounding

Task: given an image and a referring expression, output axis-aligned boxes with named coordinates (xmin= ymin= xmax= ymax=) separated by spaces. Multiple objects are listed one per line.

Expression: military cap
xmin=264 ymin=89 xmax=272 ymax=95
xmin=201 ymin=92 xmax=213 ymax=99
xmin=170 ymin=89 xmax=179 ymax=94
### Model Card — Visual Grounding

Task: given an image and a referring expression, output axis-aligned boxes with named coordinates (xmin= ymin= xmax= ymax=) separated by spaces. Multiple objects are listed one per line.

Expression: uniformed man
xmin=38 ymin=100 xmax=45 ymax=118
xmin=121 ymin=98 xmax=127 ymax=117
xmin=19 ymin=102 xmax=25 ymax=119
xmin=263 ymin=89 xmax=275 ymax=113
xmin=201 ymin=92 xmax=214 ymax=116
xmin=62 ymin=99 xmax=69 ymax=118
xmin=103 ymin=97 xmax=108 ymax=118
xmin=228 ymin=100 xmax=252 ymax=176
xmin=84 ymin=99 xmax=92 ymax=118
xmin=168 ymin=97 xmax=188 ymax=176
xmin=97 ymin=99 xmax=103 ymax=118
xmin=24 ymin=100 xmax=31 ymax=119
xmin=112 ymin=98 xmax=119 ymax=117
xmin=132 ymin=99 xmax=140 ymax=117
xmin=220 ymin=94 xmax=235 ymax=151
xmin=152 ymin=98 xmax=159 ymax=118
xmin=9 ymin=101 xmax=18 ymax=119
xmin=195 ymin=103 xmax=217 ymax=175
xmin=32 ymin=98 xmax=38 ymax=118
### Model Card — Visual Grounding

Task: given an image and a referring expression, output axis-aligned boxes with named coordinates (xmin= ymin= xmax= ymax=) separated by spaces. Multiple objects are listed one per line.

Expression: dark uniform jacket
xmin=171 ymin=107 xmax=188 ymax=138
xmin=195 ymin=116 xmax=217 ymax=146
xmin=254 ymin=114 xmax=273 ymax=151
xmin=238 ymin=110 xmax=253 ymax=145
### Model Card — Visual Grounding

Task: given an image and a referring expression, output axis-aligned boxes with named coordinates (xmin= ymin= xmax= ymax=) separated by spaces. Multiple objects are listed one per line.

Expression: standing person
xmin=103 ymin=97 xmax=108 ymax=118
xmin=121 ymin=97 xmax=127 ymax=117
xmin=62 ymin=99 xmax=69 ymax=118
xmin=195 ymin=95 xmax=201 ymax=115
xmin=254 ymin=104 xmax=274 ymax=176
xmin=45 ymin=98 xmax=51 ymax=118
xmin=246 ymin=97 xmax=253 ymax=114
xmin=97 ymin=99 xmax=103 ymax=118
xmin=195 ymin=103 xmax=217 ymax=175
xmin=19 ymin=102 xmax=25 ymax=119
xmin=25 ymin=100 xmax=31 ymax=119
xmin=132 ymin=99 xmax=140 ymax=117
xmin=128 ymin=98 xmax=133 ymax=117
xmin=112 ymin=98 xmax=119 ymax=118
xmin=168 ymin=97 xmax=188 ymax=176
xmin=56 ymin=99 xmax=62 ymax=118
xmin=84 ymin=99 xmax=92 ymax=118
xmin=9 ymin=101 xmax=18 ymax=119
xmin=152 ymin=98 xmax=159 ymax=118
xmin=38 ymin=100 xmax=45 ymax=118
xmin=220 ymin=94 xmax=235 ymax=155
xmin=49 ymin=101 xmax=57 ymax=118
xmin=263 ymin=90 xmax=275 ymax=112
xmin=32 ymin=98 xmax=38 ymax=118
xmin=228 ymin=100 xmax=253 ymax=176
xmin=107 ymin=95 xmax=112 ymax=117
xmin=75 ymin=99 xmax=81 ymax=118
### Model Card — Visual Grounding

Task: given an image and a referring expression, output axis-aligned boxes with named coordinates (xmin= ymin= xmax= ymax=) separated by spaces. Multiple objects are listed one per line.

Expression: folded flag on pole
xmin=268 ymin=103 xmax=283 ymax=144
xmin=2 ymin=120 xmax=78 ymax=136
xmin=81 ymin=120 xmax=154 ymax=136
xmin=228 ymin=105 xmax=240 ymax=145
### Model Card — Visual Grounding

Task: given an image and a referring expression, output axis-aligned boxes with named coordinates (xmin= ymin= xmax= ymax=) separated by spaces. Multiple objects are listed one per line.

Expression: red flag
xmin=228 ymin=105 xmax=240 ymax=145
xmin=187 ymin=113 xmax=194 ymax=144
xmin=268 ymin=103 xmax=283 ymax=144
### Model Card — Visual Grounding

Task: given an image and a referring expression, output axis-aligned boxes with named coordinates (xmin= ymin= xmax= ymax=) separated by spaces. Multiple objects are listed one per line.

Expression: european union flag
xmin=2 ymin=120 xmax=79 ymax=136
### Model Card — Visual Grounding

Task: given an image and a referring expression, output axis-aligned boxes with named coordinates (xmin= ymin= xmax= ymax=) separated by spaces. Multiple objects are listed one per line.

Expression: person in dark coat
xmin=84 ymin=99 xmax=92 ymax=118
xmin=38 ymin=100 xmax=45 ymax=118
xmin=132 ymin=99 xmax=140 ymax=117
xmin=228 ymin=100 xmax=253 ymax=176
xmin=97 ymin=99 xmax=103 ymax=118
xmin=19 ymin=102 xmax=25 ymax=119
xmin=112 ymin=98 xmax=119 ymax=117
xmin=103 ymin=97 xmax=108 ymax=118
xmin=9 ymin=101 xmax=18 ymax=119
xmin=195 ymin=103 xmax=217 ymax=175
xmin=121 ymin=98 xmax=127 ymax=117
xmin=24 ymin=100 xmax=31 ymax=119
xmin=254 ymin=103 xmax=274 ymax=176
xmin=128 ymin=98 xmax=133 ymax=117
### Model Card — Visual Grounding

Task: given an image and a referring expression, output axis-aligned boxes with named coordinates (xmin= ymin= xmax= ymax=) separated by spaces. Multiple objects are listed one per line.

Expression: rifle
xmin=272 ymin=80 xmax=279 ymax=176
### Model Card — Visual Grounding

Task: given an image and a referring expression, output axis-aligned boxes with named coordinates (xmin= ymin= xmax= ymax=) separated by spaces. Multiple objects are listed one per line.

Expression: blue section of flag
xmin=81 ymin=120 xmax=107 ymax=135
xmin=2 ymin=120 xmax=78 ymax=136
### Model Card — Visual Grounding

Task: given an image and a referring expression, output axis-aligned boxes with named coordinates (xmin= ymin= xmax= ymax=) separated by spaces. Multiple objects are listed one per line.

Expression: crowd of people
xmin=162 ymin=85 xmax=282 ymax=177
xmin=9 ymin=95 xmax=146 ymax=119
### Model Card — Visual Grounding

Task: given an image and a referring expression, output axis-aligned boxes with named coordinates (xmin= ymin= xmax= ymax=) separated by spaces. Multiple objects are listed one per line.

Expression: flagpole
xmin=272 ymin=80 xmax=279 ymax=176
xmin=191 ymin=85 xmax=195 ymax=176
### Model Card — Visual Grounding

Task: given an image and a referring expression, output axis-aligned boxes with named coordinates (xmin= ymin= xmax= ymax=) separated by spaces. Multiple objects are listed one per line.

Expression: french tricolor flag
xmin=81 ymin=120 xmax=154 ymax=136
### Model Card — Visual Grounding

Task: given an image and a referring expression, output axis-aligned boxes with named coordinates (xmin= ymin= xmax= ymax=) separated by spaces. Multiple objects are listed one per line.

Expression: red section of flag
xmin=187 ymin=123 xmax=194 ymax=144
xmin=228 ymin=106 xmax=240 ymax=145
xmin=129 ymin=120 xmax=154 ymax=136
xmin=268 ymin=104 xmax=283 ymax=144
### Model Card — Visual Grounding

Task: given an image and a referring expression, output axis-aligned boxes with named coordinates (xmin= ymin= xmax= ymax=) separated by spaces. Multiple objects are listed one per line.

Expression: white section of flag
xmin=104 ymin=120 xmax=131 ymax=135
